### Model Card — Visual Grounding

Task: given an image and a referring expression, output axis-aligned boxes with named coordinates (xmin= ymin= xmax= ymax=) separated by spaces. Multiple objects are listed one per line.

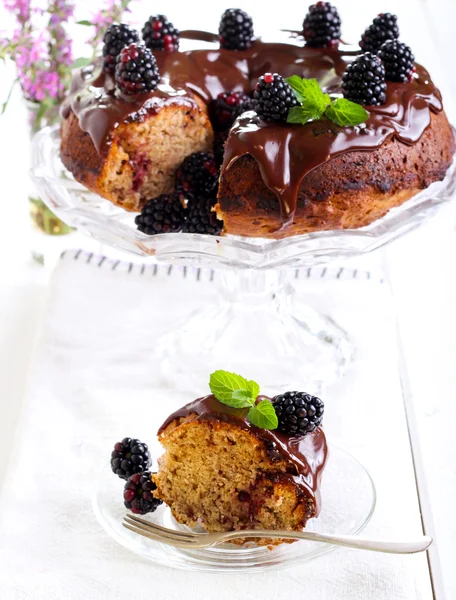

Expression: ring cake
xmin=60 ymin=9 xmax=455 ymax=238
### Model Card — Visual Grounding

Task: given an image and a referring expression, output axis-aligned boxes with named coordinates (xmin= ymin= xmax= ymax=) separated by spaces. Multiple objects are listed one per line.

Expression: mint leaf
xmin=287 ymin=105 xmax=324 ymax=124
xmin=286 ymin=76 xmax=329 ymax=107
xmin=325 ymin=98 xmax=369 ymax=127
xmin=209 ymin=370 xmax=259 ymax=408
xmin=247 ymin=400 xmax=278 ymax=430
xmin=246 ymin=379 xmax=260 ymax=400
xmin=231 ymin=389 xmax=257 ymax=408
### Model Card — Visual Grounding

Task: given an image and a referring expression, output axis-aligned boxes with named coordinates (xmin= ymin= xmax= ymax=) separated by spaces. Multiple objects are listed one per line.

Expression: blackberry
xmin=142 ymin=14 xmax=180 ymax=52
xmin=213 ymin=131 xmax=228 ymax=167
xmin=135 ymin=192 xmax=187 ymax=235
xmin=102 ymin=23 xmax=140 ymax=74
xmin=115 ymin=43 xmax=160 ymax=95
xmin=123 ymin=471 xmax=162 ymax=515
xmin=303 ymin=2 xmax=341 ymax=48
xmin=272 ymin=392 xmax=324 ymax=436
xmin=378 ymin=40 xmax=415 ymax=83
xmin=253 ymin=73 xmax=299 ymax=123
xmin=342 ymin=52 xmax=386 ymax=106
xmin=182 ymin=197 xmax=223 ymax=235
xmin=219 ymin=8 xmax=254 ymax=51
xmin=111 ymin=437 xmax=151 ymax=480
xmin=360 ymin=13 xmax=399 ymax=53
xmin=210 ymin=90 xmax=252 ymax=131
xmin=175 ymin=152 xmax=219 ymax=198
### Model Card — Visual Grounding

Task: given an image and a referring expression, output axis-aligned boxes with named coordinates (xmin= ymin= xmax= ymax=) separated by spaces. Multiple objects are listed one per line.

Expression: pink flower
xmin=4 ymin=0 xmax=32 ymax=23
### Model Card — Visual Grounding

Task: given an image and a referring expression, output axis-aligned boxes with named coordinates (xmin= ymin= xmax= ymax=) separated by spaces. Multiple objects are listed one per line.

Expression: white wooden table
xmin=0 ymin=1 xmax=455 ymax=598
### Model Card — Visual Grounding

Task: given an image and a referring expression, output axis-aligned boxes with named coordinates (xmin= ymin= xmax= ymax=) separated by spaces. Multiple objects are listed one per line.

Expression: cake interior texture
xmin=153 ymin=396 xmax=327 ymax=546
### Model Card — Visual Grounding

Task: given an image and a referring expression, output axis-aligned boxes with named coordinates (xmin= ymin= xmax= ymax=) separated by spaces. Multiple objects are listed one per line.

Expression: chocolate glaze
xmin=61 ymin=31 xmax=442 ymax=227
xmin=157 ymin=394 xmax=328 ymax=514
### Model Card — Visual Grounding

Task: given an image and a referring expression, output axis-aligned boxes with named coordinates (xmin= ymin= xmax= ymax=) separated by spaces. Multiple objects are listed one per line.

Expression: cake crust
xmin=216 ymin=111 xmax=455 ymax=238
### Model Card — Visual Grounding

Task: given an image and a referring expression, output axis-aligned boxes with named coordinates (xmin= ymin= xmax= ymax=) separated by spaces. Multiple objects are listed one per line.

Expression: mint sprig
xmin=324 ymin=98 xmax=369 ymax=127
xmin=247 ymin=400 xmax=278 ymax=429
xmin=285 ymin=76 xmax=369 ymax=127
xmin=209 ymin=370 xmax=278 ymax=430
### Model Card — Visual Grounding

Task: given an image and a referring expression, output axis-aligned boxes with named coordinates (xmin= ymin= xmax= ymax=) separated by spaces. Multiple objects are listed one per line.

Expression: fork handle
xmin=219 ymin=530 xmax=432 ymax=554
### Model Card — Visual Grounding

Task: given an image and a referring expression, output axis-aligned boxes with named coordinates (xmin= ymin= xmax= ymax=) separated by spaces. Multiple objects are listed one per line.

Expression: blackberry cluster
xmin=272 ymin=392 xmax=324 ymax=436
xmin=142 ymin=14 xmax=180 ymax=52
xmin=111 ymin=438 xmax=151 ymax=480
xmin=378 ymin=40 xmax=415 ymax=82
xmin=342 ymin=52 xmax=386 ymax=106
xmin=219 ymin=8 xmax=254 ymax=50
xmin=102 ymin=23 xmax=139 ymax=74
xmin=135 ymin=192 xmax=188 ymax=235
xmin=210 ymin=90 xmax=252 ymax=131
xmin=303 ymin=2 xmax=341 ymax=48
xmin=175 ymin=152 xmax=219 ymax=197
xmin=253 ymin=73 xmax=299 ymax=123
xmin=182 ymin=197 xmax=223 ymax=235
xmin=123 ymin=472 xmax=163 ymax=515
xmin=360 ymin=13 xmax=399 ymax=53
xmin=115 ymin=43 xmax=160 ymax=95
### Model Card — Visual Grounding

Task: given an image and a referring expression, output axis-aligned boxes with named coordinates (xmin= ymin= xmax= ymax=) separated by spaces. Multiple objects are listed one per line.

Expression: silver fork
xmin=123 ymin=514 xmax=432 ymax=554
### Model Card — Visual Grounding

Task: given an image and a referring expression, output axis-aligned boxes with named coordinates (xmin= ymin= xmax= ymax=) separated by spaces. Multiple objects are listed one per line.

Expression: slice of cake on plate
xmin=152 ymin=370 xmax=328 ymax=546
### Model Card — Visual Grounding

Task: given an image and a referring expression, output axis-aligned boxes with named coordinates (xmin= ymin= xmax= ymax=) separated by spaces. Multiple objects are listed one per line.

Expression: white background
xmin=1 ymin=0 xmax=456 ymax=597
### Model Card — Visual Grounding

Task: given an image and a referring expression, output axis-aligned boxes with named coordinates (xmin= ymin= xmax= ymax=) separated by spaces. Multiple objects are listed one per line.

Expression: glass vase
xmin=26 ymin=100 xmax=74 ymax=265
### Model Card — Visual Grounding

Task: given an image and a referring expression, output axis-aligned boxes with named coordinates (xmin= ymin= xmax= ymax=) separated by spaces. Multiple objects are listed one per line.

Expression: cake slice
xmin=153 ymin=372 xmax=327 ymax=546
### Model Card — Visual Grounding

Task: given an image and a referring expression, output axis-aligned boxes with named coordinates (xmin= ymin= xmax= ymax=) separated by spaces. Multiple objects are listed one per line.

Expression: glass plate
xmin=31 ymin=126 xmax=456 ymax=270
xmin=93 ymin=445 xmax=376 ymax=572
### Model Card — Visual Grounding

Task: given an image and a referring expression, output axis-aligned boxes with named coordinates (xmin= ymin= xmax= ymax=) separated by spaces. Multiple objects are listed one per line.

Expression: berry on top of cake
xmin=218 ymin=8 xmax=255 ymax=50
xmin=142 ymin=14 xmax=180 ymax=52
xmin=61 ymin=7 xmax=455 ymax=238
xmin=360 ymin=13 xmax=399 ymax=53
xmin=102 ymin=23 xmax=139 ymax=74
xmin=152 ymin=370 xmax=328 ymax=546
xmin=303 ymin=2 xmax=341 ymax=48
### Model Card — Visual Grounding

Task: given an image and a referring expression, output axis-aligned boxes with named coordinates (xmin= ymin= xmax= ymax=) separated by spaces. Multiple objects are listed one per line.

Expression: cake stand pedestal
xmin=31 ymin=126 xmax=456 ymax=392
xmin=159 ymin=268 xmax=351 ymax=393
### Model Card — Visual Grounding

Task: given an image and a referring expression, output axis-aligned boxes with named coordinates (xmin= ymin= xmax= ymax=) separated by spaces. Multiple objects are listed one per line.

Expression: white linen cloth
xmin=0 ymin=251 xmax=433 ymax=599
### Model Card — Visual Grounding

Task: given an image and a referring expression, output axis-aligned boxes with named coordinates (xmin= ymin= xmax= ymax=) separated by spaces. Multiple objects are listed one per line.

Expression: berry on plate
xmin=111 ymin=437 xmax=151 ymax=480
xmin=182 ymin=197 xmax=223 ymax=235
xmin=135 ymin=192 xmax=188 ymax=235
xmin=124 ymin=471 xmax=162 ymax=515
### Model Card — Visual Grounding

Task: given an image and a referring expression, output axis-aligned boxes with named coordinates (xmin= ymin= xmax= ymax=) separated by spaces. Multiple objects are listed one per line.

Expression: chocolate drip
xmin=61 ymin=32 xmax=442 ymax=226
xmin=157 ymin=394 xmax=328 ymax=513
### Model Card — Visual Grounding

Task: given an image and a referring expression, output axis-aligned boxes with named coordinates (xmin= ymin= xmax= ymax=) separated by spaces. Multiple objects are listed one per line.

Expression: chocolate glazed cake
xmin=152 ymin=394 xmax=327 ymax=546
xmin=61 ymin=30 xmax=455 ymax=238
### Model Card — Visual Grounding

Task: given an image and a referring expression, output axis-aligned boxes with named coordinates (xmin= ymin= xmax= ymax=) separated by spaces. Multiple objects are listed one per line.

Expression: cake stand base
xmin=158 ymin=269 xmax=353 ymax=394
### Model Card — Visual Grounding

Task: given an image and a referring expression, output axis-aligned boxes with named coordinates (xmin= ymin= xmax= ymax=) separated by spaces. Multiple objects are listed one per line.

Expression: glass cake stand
xmin=31 ymin=126 xmax=456 ymax=392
